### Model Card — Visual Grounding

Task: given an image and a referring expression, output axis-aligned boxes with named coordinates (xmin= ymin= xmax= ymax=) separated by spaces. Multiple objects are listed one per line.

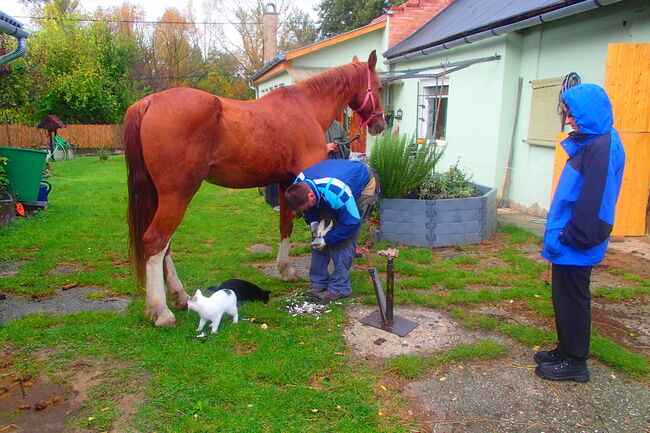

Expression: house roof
xmin=384 ymin=0 xmax=622 ymax=60
xmin=251 ymin=19 xmax=386 ymax=83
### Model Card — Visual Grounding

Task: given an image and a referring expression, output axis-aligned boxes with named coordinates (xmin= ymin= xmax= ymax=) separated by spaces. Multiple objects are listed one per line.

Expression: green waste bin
xmin=0 ymin=147 xmax=48 ymax=202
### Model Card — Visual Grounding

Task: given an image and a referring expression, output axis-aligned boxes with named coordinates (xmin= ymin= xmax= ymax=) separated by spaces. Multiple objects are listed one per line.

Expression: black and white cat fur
xmin=187 ymin=288 xmax=238 ymax=336
xmin=207 ymin=279 xmax=271 ymax=304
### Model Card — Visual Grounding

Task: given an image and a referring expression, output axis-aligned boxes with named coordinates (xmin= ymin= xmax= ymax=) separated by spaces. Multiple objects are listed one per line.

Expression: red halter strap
xmin=353 ymin=66 xmax=384 ymax=129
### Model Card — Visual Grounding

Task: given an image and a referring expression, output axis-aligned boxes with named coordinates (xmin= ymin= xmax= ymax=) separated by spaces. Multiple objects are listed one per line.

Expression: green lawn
xmin=0 ymin=155 xmax=648 ymax=432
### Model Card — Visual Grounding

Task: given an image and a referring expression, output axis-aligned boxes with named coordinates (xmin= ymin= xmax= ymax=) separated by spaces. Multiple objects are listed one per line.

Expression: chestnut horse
xmin=124 ymin=51 xmax=385 ymax=326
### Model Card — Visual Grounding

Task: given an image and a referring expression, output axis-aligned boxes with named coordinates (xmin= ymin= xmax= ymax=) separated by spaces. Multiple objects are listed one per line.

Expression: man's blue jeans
xmin=309 ymin=233 xmax=358 ymax=297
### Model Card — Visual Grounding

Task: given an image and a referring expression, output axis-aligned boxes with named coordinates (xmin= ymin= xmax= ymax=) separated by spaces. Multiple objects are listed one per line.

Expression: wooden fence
xmin=0 ymin=124 xmax=123 ymax=149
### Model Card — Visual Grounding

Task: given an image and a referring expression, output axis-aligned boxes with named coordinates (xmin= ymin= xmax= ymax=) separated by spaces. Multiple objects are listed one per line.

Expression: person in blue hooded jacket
xmin=535 ymin=84 xmax=625 ymax=383
xmin=284 ymin=159 xmax=379 ymax=303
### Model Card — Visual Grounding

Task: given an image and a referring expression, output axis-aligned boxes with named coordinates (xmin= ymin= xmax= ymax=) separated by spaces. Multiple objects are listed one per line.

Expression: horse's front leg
xmin=163 ymin=249 xmax=190 ymax=310
xmin=276 ymin=188 xmax=298 ymax=281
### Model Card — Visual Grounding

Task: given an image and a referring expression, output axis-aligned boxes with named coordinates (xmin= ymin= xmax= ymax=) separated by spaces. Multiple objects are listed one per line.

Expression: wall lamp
xmin=395 ymin=108 xmax=403 ymax=120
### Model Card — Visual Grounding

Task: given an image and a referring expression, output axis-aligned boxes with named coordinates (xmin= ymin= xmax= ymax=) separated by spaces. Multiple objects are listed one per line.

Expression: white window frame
xmin=418 ymin=77 xmax=449 ymax=146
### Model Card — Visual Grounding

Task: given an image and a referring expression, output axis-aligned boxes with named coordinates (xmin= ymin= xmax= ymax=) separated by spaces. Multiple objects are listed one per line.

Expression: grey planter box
xmin=378 ymin=184 xmax=497 ymax=247
xmin=0 ymin=197 xmax=15 ymax=228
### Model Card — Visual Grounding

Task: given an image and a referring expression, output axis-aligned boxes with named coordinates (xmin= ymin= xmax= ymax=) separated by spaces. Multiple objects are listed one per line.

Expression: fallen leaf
xmin=100 ymin=407 xmax=110 ymax=412
xmin=611 ymin=374 xmax=617 ymax=379
xmin=378 ymin=412 xmax=384 ymax=416
xmin=532 ymin=345 xmax=541 ymax=351
xmin=334 ymin=352 xmax=345 ymax=356
xmin=439 ymin=377 xmax=447 ymax=381
xmin=311 ymin=409 xmax=319 ymax=413
xmin=629 ymin=333 xmax=635 ymax=337
xmin=88 ymin=417 xmax=95 ymax=421
xmin=260 ymin=323 xmax=268 ymax=329
xmin=380 ymin=385 xmax=387 ymax=391
xmin=62 ymin=282 xmax=78 ymax=290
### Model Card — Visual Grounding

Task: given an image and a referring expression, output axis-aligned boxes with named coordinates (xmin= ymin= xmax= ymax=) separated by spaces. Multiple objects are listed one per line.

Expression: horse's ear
xmin=368 ymin=50 xmax=377 ymax=70
xmin=352 ymin=55 xmax=359 ymax=62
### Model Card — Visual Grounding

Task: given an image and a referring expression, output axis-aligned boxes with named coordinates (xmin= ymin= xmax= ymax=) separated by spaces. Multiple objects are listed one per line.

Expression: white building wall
xmin=388 ymin=0 xmax=650 ymax=215
xmin=388 ymin=37 xmax=510 ymax=190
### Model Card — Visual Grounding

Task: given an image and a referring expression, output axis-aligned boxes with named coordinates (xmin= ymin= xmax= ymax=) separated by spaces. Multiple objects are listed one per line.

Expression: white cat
xmin=187 ymin=289 xmax=238 ymax=334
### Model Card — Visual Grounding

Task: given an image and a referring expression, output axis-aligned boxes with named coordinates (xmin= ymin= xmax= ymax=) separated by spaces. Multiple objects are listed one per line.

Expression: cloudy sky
xmin=2 ymin=0 xmax=321 ymax=28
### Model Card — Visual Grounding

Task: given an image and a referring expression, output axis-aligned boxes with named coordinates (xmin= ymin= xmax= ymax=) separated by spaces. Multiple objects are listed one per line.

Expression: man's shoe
xmin=534 ymin=347 xmax=564 ymax=364
xmin=535 ymin=359 xmax=590 ymax=383
xmin=315 ymin=290 xmax=344 ymax=304
xmin=303 ymin=287 xmax=326 ymax=298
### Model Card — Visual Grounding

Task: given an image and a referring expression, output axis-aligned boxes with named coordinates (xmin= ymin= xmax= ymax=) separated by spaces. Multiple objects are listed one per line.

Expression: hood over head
xmin=561 ymin=83 xmax=613 ymax=136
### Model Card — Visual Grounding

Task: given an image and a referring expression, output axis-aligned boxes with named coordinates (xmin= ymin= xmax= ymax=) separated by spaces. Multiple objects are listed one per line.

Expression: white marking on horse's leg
xmin=164 ymin=253 xmax=189 ymax=310
xmin=145 ymin=242 xmax=176 ymax=327
xmin=277 ymin=237 xmax=297 ymax=281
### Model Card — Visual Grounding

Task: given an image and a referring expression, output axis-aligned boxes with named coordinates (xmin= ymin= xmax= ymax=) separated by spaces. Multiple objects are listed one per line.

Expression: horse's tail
xmin=124 ymin=98 xmax=155 ymax=288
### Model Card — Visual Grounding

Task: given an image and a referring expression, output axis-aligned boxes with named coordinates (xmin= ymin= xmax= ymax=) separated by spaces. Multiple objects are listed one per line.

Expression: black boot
xmin=535 ymin=359 xmax=590 ymax=383
xmin=534 ymin=347 xmax=564 ymax=364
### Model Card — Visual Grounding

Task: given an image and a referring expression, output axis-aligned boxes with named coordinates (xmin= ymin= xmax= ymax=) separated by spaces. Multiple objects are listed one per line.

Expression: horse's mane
xmin=297 ymin=62 xmax=365 ymax=101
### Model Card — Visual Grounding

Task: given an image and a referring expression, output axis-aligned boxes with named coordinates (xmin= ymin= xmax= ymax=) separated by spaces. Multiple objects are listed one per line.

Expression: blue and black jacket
xmin=294 ymin=159 xmax=370 ymax=245
xmin=542 ymin=84 xmax=625 ymax=266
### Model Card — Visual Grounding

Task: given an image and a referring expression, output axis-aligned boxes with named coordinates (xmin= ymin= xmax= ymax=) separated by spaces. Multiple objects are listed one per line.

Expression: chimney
xmin=263 ymin=2 xmax=278 ymax=63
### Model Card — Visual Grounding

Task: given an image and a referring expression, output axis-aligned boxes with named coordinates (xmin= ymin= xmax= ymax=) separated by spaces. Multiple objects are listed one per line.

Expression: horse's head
xmin=351 ymin=50 xmax=386 ymax=136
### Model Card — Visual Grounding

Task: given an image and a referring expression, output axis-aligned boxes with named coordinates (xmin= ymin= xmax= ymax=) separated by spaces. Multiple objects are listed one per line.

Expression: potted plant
xmin=369 ymin=132 xmax=497 ymax=247
xmin=0 ymin=156 xmax=16 ymax=228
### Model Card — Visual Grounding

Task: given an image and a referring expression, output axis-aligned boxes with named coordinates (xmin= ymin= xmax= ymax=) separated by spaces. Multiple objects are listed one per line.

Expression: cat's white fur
xmin=187 ymin=289 xmax=238 ymax=334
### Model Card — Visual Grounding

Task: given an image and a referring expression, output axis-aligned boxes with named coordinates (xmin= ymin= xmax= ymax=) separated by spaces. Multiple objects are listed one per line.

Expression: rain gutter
xmin=0 ymin=10 xmax=29 ymax=66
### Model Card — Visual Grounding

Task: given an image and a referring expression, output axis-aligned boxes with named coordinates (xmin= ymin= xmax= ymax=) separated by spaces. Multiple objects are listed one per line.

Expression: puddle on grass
xmin=0 ymin=260 xmax=28 ymax=278
xmin=0 ymin=287 xmax=131 ymax=324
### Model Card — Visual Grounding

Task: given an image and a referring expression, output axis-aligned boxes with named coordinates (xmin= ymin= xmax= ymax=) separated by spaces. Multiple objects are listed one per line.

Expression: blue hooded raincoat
xmin=542 ymin=84 xmax=625 ymax=266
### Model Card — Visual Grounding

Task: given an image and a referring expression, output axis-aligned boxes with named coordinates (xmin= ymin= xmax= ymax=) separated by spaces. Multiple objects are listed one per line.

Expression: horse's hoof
xmin=279 ymin=265 xmax=299 ymax=282
xmin=146 ymin=306 xmax=177 ymax=327
xmin=171 ymin=292 xmax=190 ymax=310
xmin=154 ymin=313 xmax=177 ymax=327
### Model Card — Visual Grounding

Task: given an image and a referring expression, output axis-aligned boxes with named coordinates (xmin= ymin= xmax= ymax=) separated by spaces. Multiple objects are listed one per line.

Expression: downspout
xmin=385 ymin=0 xmax=623 ymax=65
xmin=0 ymin=10 xmax=29 ymax=66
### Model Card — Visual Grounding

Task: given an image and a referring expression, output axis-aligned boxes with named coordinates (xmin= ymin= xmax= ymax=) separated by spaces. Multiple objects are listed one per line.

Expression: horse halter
xmin=352 ymin=66 xmax=384 ymax=130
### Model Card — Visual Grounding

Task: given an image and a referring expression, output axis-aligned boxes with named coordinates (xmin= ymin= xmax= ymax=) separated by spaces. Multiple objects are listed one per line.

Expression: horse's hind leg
xmin=143 ymin=194 xmax=195 ymax=327
xmin=144 ymin=242 xmax=175 ymax=326
xmin=163 ymin=249 xmax=190 ymax=309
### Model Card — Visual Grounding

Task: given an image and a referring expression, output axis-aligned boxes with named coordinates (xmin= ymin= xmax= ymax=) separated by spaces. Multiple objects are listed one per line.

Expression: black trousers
xmin=551 ymin=264 xmax=593 ymax=361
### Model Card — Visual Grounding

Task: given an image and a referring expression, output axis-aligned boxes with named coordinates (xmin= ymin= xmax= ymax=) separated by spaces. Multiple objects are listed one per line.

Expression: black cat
xmin=207 ymin=279 xmax=271 ymax=304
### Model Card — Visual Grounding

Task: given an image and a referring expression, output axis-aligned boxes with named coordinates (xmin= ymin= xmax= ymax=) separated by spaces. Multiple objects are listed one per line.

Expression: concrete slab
xmin=405 ymin=345 xmax=650 ymax=433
